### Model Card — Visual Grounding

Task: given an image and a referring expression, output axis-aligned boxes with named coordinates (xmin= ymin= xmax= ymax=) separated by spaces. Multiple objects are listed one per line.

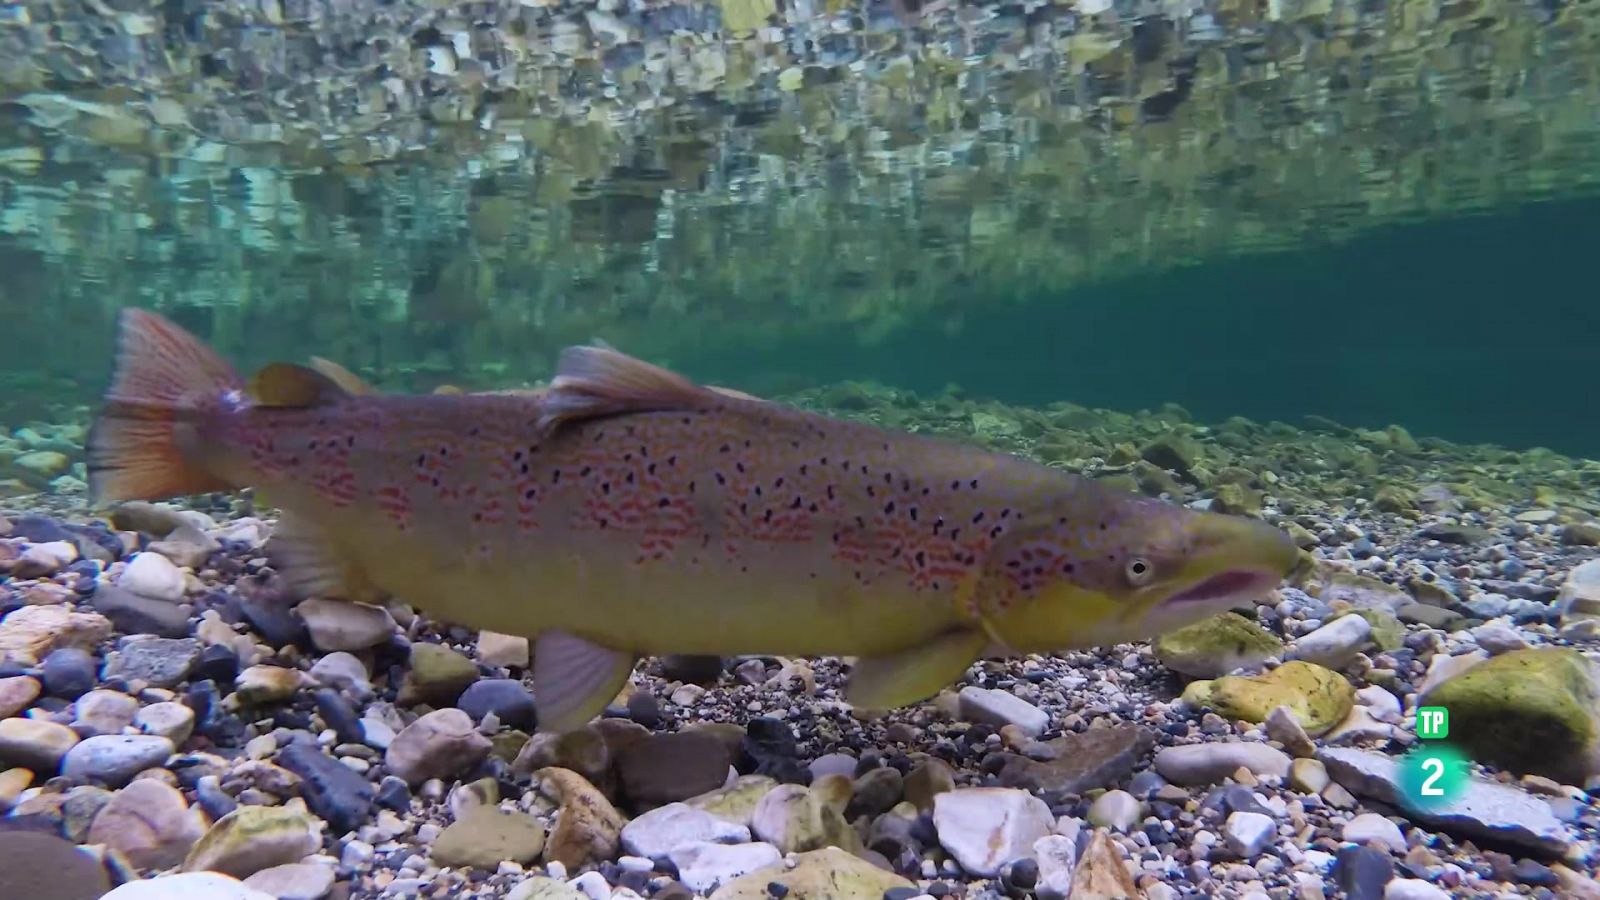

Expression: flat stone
xmin=103 ymin=872 xmax=276 ymax=900
xmin=1153 ymin=611 xmax=1284 ymax=678
xmin=182 ymin=804 xmax=324 ymax=879
xmin=0 ymin=604 xmax=113 ymax=666
xmin=993 ymin=723 xmax=1152 ymax=794
xmin=277 ymin=740 xmax=375 ymax=834
xmin=433 ymin=807 xmax=548 ymax=869
xmin=42 ymin=647 xmax=97 ymax=699
xmin=686 ymin=774 xmax=779 ymax=827
xmin=749 ymin=782 xmax=857 ymax=854
xmin=617 ymin=730 xmax=732 ymax=808
xmin=478 ymin=631 xmax=530 ymax=669
xmin=399 ymin=642 xmax=479 ymax=706
xmin=0 ymin=716 xmax=79 ymax=773
xmin=1069 ymin=829 xmax=1140 ymax=899
xmin=620 ymin=802 xmax=751 ymax=858
xmin=1153 ymin=742 xmax=1291 ymax=786
xmin=933 ymin=787 xmax=1053 ymax=877
xmin=307 ymin=652 xmax=370 ymax=697
xmin=1384 ymin=879 xmax=1450 ymax=900
xmin=458 ymin=678 xmax=537 ymax=731
xmin=235 ymin=665 xmax=305 ymax=705
xmin=1202 ymin=661 xmax=1356 ymax=737
xmin=62 ymin=734 xmax=176 ymax=787
xmin=1319 ymin=747 xmax=1573 ymax=856
xmin=90 ymin=585 xmax=191 ymax=639
xmin=668 ymin=841 xmax=783 ymax=894
xmin=102 ymin=636 xmax=200 ymax=689
xmin=1085 ymin=790 xmax=1141 ymax=832
xmin=957 ymin=686 xmax=1049 ymax=738
xmin=242 ymin=863 xmax=337 ymax=900
xmin=705 ymin=845 xmax=914 ymax=900
xmin=295 ymin=598 xmax=396 ymax=651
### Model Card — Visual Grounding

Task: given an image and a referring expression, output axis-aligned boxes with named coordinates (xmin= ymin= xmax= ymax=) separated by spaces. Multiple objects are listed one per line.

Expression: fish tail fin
xmin=86 ymin=308 xmax=244 ymax=507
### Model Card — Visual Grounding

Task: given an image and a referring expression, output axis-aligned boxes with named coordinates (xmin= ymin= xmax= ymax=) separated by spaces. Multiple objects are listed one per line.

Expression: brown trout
xmin=88 ymin=309 xmax=1299 ymax=732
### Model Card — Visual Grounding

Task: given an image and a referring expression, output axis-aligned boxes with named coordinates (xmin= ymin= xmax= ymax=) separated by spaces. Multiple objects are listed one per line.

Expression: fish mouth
xmin=1163 ymin=568 xmax=1281 ymax=607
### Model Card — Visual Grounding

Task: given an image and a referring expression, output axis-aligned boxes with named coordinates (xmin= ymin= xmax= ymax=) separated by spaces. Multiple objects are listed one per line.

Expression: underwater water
xmin=2 ymin=0 xmax=1600 ymax=898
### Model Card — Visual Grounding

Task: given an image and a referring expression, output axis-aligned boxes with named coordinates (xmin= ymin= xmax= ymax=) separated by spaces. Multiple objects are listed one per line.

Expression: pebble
xmin=308 ymin=651 xmax=371 ymax=697
xmin=42 ymin=647 xmax=98 ymax=699
xmin=61 ymin=733 xmax=175 ymax=786
xmin=458 ymin=678 xmax=538 ymax=731
xmin=1223 ymin=810 xmax=1278 ymax=857
xmin=296 ymin=597 xmax=397 ymax=651
xmin=956 ymin=686 xmax=1049 ymax=738
xmin=1333 ymin=844 xmax=1394 ymax=900
xmin=134 ymin=700 xmax=196 ymax=744
xmin=933 ymin=787 xmax=1053 ymax=877
xmin=1085 ymin=789 xmax=1141 ymax=832
xmin=1383 ymin=878 xmax=1450 ymax=900
xmin=432 ymin=807 xmax=548 ymax=868
xmin=118 ymin=551 xmax=187 ymax=602
xmin=1289 ymin=614 xmax=1371 ymax=669
xmin=1343 ymin=813 xmax=1407 ymax=853
xmin=102 ymin=872 xmax=276 ymax=900
xmin=0 ymin=830 xmax=112 ymax=899
xmin=86 ymin=776 xmax=206 ymax=869
xmin=668 ymin=841 xmax=783 ymax=894
xmin=278 ymin=740 xmax=376 ymax=834
xmin=183 ymin=803 xmax=324 ymax=878
xmin=235 ymin=665 xmax=304 ymax=704
xmin=241 ymin=863 xmax=338 ymax=900
xmin=0 ymin=715 xmax=79 ymax=772
xmin=620 ymin=801 xmax=751 ymax=858
xmin=103 ymin=630 xmax=201 ymax=685
xmin=386 ymin=708 xmax=492 ymax=785
xmin=1153 ymin=742 xmax=1291 ymax=786
xmin=90 ymin=584 xmax=192 ymax=639
xmin=0 ymin=675 xmax=40 ymax=717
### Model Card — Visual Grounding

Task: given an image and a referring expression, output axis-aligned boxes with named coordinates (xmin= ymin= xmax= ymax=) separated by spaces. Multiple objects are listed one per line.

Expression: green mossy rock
xmin=1152 ymin=612 xmax=1284 ymax=679
xmin=1372 ymin=484 xmax=1416 ymax=514
xmin=1211 ymin=483 xmax=1263 ymax=516
xmin=1419 ymin=647 xmax=1600 ymax=785
xmin=401 ymin=643 xmax=480 ymax=706
xmin=1207 ymin=661 xmax=1356 ymax=737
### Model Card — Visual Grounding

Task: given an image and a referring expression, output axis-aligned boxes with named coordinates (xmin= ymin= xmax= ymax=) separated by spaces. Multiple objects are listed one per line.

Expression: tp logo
xmin=1399 ymin=706 xmax=1468 ymax=812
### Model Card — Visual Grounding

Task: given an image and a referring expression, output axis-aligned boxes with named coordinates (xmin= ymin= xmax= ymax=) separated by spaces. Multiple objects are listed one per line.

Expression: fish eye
xmin=1125 ymin=557 xmax=1155 ymax=585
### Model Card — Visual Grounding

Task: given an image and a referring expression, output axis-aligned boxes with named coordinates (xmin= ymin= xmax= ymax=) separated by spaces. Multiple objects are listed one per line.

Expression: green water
xmin=0 ymin=0 xmax=1597 ymax=455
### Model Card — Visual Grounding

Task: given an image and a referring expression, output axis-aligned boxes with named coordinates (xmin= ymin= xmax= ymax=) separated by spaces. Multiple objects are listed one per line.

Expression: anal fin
xmin=844 ymin=629 xmax=987 ymax=711
xmin=533 ymin=630 xmax=638 ymax=734
xmin=265 ymin=511 xmax=383 ymax=604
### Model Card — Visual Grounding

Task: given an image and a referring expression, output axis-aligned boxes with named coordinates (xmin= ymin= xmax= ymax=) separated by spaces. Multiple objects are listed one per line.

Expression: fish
xmin=87 ymin=309 xmax=1302 ymax=734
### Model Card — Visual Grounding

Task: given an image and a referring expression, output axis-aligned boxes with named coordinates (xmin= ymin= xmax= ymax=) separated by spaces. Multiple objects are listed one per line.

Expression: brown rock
xmin=514 ymin=726 xmax=613 ymax=794
xmin=0 ymin=831 xmax=111 ymax=900
xmin=0 ymin=605 xmax=113 ymax=666
xmin=617 ymin=730 xmax=731 ymax=809
xmin=535 ymin=766 xmax=627 ymax=870
xmin=385 ymin=708 xmax=492 ymax=786
xmin=87 ymin=777 xmax=206 ymax=869
xmin=1070 ymin=830 xmax=1143 ymax=899
xmin=0 ymin=717 xmax=80 ymax=773
xmin=994 ymin=724 xmax=1153 ymax=795
xmin=432 ymin=807 xmax=548 ymax=869
xmin=903 ymin=759 xmax=956 ymax=812
xmin=0 ymin=675 xmax=41 ymax=718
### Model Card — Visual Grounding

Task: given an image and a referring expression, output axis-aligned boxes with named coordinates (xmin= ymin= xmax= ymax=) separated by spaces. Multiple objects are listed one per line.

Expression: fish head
xmin=984 ymin=488 xmax=1301 ymax=651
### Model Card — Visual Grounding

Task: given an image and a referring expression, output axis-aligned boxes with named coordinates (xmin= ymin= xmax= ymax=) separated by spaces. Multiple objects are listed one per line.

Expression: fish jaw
xmin=988 ymin=509 xmax=1300 ymax=653
xmin=1132 ymin=512 xmax=1300 ymax=635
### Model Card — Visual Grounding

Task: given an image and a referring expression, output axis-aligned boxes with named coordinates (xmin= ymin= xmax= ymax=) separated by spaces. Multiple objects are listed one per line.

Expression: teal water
xmin=693 ymin=194 xmax=1600 ymax=457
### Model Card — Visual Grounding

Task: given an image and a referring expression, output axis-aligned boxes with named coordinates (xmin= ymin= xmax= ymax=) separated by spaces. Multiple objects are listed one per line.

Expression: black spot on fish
xmin=970 ymin=479 xmax=979 ymax=489
xmin=910 ymin=507 xmax=919 ymax=521
xmin=524 ymin=488 xmax=536 ymax=499
xmin=915 ymin=550 xmax=926 ymax=567
xmin=764 ymin=510 xmax=773 ymax=523
xmin=775 ymin=477 xmax=784 ymax=488
xmin=990 ymin=526 xmax=1004 ymax=539
xmin=602 ymin=482 xmax=611 ymax=495
xmin=648 ymin=463 xmax=657 ymax=475
xmin=689 ymin=481 xmax=697 ymax=492
xmin=808 ymin=503 xmax=818 ymax=513
xmin=581 ymin=466 xmax=592 ymax=477
xmin=800 ymin=465 xmax=809 ymax=476
xmin=791 ymin=496 xmax=802 ymax=510
xmin=973 ymin=512 xmax=985 ymax=524
xmin=720 ymin=444 xmax=731 ymax=453
xmin=737 ymin=462 xmax=746 ymax=474
xmin=668 ymin=455 xmax=678 ymax=466
xmin=658 ymin=498 xmax=670 ymax=508
xmin=1001 ymin=508 xmax=1012 ymax=518
xmin=626 ymin=473 xmax=635 ymax=484
xmin=599 ymin=519 xmax=609 ymax=528
xmin=716 ymin=473 xmax=727 ymax=485
xmin=884 ymin=501 xmax=896 ymax=514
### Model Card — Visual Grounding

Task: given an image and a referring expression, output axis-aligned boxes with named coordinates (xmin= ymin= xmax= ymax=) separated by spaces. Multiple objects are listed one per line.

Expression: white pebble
xmin=1343 ymin=813 xmax=1407 ymax=853
xmin=569 ymin=871 xmax=611 ymax=900
xmin=1384 ymin=878 xmax=1451 ymax=900
xmin=1223 ymin=811 xmax=1277 ymax=858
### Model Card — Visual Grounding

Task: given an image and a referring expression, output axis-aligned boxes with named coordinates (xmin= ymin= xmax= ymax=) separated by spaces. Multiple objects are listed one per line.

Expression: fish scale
xmin=87 ymin=308 xmax=1301 ymax=734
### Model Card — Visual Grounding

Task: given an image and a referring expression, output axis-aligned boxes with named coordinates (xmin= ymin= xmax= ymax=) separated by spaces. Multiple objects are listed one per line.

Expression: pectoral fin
xmin=533 ymin=630 xmax=638 ymax=734
xmin=265 ymin=511 xmax=383 ymax=603
xmin=844 ymin=629 xmax=987 ymax=711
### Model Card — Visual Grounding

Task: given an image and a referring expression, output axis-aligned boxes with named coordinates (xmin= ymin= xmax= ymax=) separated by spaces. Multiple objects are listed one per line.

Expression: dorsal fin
xmin=537 ymin=344 xmax=717 ymax=433
xmin=248 ymin=362 xmax=351 ymax=408
xmin=307 ymin=357 xmax=377 ymax=395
